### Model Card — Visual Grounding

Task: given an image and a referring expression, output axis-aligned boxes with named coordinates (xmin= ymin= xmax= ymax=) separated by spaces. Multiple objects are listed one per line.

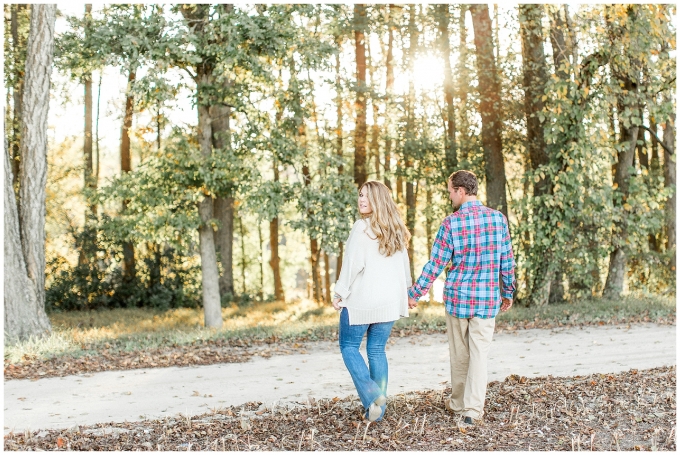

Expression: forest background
xmin=4 ymin=3 xmax=676 ymax=340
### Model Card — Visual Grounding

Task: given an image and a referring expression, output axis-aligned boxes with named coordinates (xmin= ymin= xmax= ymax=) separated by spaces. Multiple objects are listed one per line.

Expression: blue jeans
xmin=339 ymin=308 xmax=395 ymax=419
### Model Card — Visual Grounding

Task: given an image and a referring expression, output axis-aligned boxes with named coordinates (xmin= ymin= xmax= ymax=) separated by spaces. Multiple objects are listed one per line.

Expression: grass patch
xmin=5 ymin=292 xmax=675 ymax=365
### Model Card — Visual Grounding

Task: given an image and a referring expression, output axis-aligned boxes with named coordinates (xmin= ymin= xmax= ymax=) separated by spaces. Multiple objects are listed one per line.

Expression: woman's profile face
xmin=358 ymin=188 xmax=372 ymax=215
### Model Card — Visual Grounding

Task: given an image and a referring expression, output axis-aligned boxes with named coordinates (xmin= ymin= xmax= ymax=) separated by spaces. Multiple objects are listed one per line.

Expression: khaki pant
xmin=445 ymin=313 xmax=495 ymax=420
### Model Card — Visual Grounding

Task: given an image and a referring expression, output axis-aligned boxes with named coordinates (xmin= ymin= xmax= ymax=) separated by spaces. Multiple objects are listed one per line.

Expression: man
xmin=408 ymin=170 xmax=516 ymax=425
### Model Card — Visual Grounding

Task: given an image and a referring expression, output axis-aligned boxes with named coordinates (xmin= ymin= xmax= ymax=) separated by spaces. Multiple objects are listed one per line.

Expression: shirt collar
xmin=459 ymin=200 xmax=482 ymax=210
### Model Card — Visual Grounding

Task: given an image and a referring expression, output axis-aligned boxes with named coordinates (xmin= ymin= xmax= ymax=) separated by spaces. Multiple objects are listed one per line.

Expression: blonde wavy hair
xmin=359 ymin=180 xmax=411 ymax=257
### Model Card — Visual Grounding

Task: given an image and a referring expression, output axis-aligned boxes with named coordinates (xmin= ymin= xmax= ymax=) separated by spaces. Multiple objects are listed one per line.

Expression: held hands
xmin=500 ymin=297 xmax=513 ymax=312
xmin=408 ymin=297 xmax=418 ymax=309
xmin=332 ymin=297 xmax=342 ymax=311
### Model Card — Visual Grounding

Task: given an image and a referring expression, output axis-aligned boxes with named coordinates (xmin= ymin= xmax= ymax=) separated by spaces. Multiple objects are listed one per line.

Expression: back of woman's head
xmin=360 ymin=181 xmax=411 ymax=256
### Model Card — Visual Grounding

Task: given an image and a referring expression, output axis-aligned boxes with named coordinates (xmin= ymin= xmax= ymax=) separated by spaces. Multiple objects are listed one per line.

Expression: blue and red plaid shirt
xmin=408 ymin=200 xmax=516 ymax=319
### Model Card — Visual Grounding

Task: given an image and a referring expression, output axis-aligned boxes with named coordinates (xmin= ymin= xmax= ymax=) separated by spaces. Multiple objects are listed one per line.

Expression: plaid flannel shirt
xmin=408 ymin=201 xmax=516 ymax=319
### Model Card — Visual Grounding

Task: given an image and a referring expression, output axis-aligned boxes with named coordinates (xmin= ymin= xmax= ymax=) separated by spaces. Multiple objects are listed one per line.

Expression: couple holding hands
xmin=331 ymin=170 xmax=516 ymax=424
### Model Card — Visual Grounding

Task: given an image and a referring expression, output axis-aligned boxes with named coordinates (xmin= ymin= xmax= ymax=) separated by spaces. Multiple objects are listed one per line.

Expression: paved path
xmin=4 ymin=323 xmax=675 ymax=434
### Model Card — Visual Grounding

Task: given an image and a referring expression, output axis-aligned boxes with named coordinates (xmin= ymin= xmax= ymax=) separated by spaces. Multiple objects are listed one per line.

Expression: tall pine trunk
xmin=470 ymin=4 xmax=508 ymax=218
xmin=438 ymin=4 xmax=457 ymax=176
xmin=367 ymin=38 xmax=380 ymax=180
xmin=5 ymin=4 xmax=56 ymax=342
xmin=457 ymin=5 xmax=471 ymax=167
xmin=334 ymin=41 xmax=345 ymax=278
xmin=353 ymin=4 xmax=367 ymax=188
xmin=120 ymin=69 xmax=136 ymax=281
xmin=383 ymin=12 xmax=394 ymax=191
xmin=405 ymin=4 xmax=418 ymax=280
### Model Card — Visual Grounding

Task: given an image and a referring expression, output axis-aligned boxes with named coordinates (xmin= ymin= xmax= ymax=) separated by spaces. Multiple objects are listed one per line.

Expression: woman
xmin=332 ymin=180 xmax=414 ymax=422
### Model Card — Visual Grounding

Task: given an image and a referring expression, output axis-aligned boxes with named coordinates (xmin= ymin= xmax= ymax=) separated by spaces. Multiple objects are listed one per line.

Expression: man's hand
xmin=332 ymin=297 xmax=342 ymax=311
xmin=500 ymin=297 xmax=513 ymax=312
xmin=408 ymin=297 xmax=418 ymax=309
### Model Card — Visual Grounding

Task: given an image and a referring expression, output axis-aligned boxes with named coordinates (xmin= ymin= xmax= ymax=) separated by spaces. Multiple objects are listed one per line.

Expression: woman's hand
xmin=332 ymin=297 xmax=342 ymax=311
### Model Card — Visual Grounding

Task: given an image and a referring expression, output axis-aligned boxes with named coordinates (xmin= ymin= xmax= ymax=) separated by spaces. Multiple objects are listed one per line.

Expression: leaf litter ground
xmin=5 ymin=366 xmax=675 ymax=451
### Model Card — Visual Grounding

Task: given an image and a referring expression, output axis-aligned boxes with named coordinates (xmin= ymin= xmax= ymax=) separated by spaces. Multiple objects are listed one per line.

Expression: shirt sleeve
xmin=333 ymin=221 xmax=366 ymax=300
xmin=500 ymin=216 xmax=516 ymax=299
xmin=408 ymin=217 xmax=453 ymax=301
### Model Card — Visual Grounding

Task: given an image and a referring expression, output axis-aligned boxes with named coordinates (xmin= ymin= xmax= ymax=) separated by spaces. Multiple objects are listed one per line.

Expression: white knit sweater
xmin=333 ymin=219 xmax=412 ymax=325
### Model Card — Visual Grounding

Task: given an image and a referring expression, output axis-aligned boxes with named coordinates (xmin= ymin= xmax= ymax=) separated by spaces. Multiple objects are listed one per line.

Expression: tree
xmin=603 ymin=6 xmax=642 ymax=298
xmin=437 ymin=4 xmax=457 ymax=177
xmin=83 ymin=5 xmax=95 ymax=219
xmin=5 ymin=4 xmax=56 ymax=342
xmin=519 ymin=4 xmax=554 ymax=305
xmin=176 ymin=5 xmax=222 ymax=327
xmin=353 ymin=4 xmax=368 ymax=188
xmin=663 ymin=109 xmax=675 ymax=273
xmin=470 ymin=4 xmax=508 ymax=218
xmin=120 ymin=67 xmax=136 ymax=281
xmin=404 ymin=4 xmax=418 ymax=279
xmin=8 ymin=4 xmax=29 ymax=191
xmin=383 ymin=6 xmax=395 ymax=191
xmin=210 ymin=4 xmax=236 ymax=299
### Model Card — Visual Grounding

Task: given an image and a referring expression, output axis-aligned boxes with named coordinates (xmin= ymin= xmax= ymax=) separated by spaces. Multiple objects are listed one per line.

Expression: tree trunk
xmin=11 ymin=4 xmax=27 ymax=191
xmin=353 ymin=3 xmax=367 ymax=188
xmin=5 ymin=146 xmax=51 ymax=342
xmin=179 ymin=5 xmax=222 ymax=326
xmin=396 ymin=160 xmax=404 ymax=203
xmin=366 ymin=38 xmax=380 ymax=180
xmin=302 ymin=161 xmax=322 ymax=301
xmin=258 ymin=222 xmax=264 ymax=301
xmin=663 ymin=114 xmax=676 ymax=272
xmin=83 ymin=4 xmax=94 ymax=213
xmin=405 ymin=4 xmax=417 ymax=281
xmin=334 ymin=41 xmax=345 ymax=277
xmin=120 ymin=69 xmax=136 ymax=281
xmin=603 ymin=6 xmax=641 ymax=298
xmin=650 ymin=120 xmax=660 ymax=173
xmin=95 ymin=71 xmax=102 ymax=184
xmin=310 ymin=238 xmax=322 ymax=301
xmin=438 ymin=4 xmax=457 ymax=176
xmin=6 ymin=4 xmax=56 ymax=342
xmin=210 ymin=102 xmax=235 ymax=297
xmin=520 ymin=5 xmax=555 ymax=305
xmin=237 ymin=212 xmax=247 ymax=295
xmin=548 ymin=5 xmax=570 ymax=81
xmin=383 ymin=12 xmax=394 ymax=190
xmin=604 ymin=111 xmax=639 ymax=298
xmin=269 ymin=162 xmax=284 ymax=301
xmin=196 ymin=78 xmax=223 ymax=328
xmin=563 ymin=5 xmax=579 ymax=79
xmin=470 ymin=4 xmax=508 ymax=218
xmin=457 ymin=5 xmax=470 ymax=165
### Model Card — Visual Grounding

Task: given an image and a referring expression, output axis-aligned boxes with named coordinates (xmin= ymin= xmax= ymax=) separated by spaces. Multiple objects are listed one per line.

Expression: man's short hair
xmin=448 ymin=170 xmax=478 ymax=196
